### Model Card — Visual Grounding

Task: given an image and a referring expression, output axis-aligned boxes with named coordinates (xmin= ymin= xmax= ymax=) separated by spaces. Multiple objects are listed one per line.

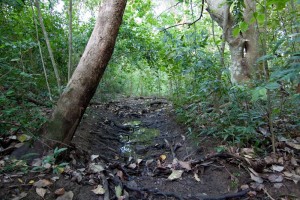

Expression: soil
xmin=0 ymin=97 xmax=299 ymax=200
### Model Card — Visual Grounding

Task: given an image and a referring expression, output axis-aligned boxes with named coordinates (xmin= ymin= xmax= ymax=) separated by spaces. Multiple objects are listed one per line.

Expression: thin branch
xmin=156 ymin=2 xmax=181 ymax=18
xmin=161 ymin=0 xmax=204 ymax=31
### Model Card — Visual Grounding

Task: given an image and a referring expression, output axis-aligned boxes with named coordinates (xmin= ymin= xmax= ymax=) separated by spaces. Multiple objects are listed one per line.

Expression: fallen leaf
xmin=277 ymin=157 xmax=284 ymax=165
xmin=51 ymin=176 xmax=60 ymax=182
xmin=268 ymin=174 xmax=283 ymax=183
xmin=11 ymin=192 xmax=27 ymax=200
xmin=296 ymin=167 xmax=300 ymax=175
xmin=286 ymin=142 xmax=300 ymax=150
xmin=274 ymin=183 xmax=283 ymax=189
xmin=115 ymin=185 xmax=122 ymax=198
xmin=17 ymin=134 xmax=30 ymax=142
xmin=137 ymin=159 xmax=143 ymax=164
xmin=117 ymin=170 xmax=124 ymax=181
xmin=250 ymin=173 xmax=263 ymax=184
xmin=89 ymin=163 xmax=104 ymax=173
xmin=55 ymin=188 xmax=65 ymax=196
xmin=56 ymin=191 xmax=74 ymax=200
xmin=168 ymin=169 xmax=183 ymax=181
xmin=248 ymin=191 xmax=257 ymax=197
xmin=145 ymin=159 xmax=153 ymax=166
xmin=128 ymin=163 xmax=137 ymax=169
xmin=160 ymin=154 xmax=167 ymax=161
xmin=91 ymin=155 xmax=99 ymax=161
xmin=31 ymin=158 xmax=42 ymax=167
xmin=178 ymin=160 xmax=191 ymax=171
xmin=248 ymin=168 xmax=260 ymax=176
xmin=18 ymin=178 xmax=23 ymax=183
xmin=291 ymin=157 xmax=298 ymax=166
xmin=28 ymin=180 xmax=35 ymax=184
xmin=264 ymin=156 xmax=274 ymax=164
xmin=240 ymin=184 xmax=249 ymax=190
xmin=283 ymin=171 xmax=300 ymax=184
xmin=43 ymin=163 xmax=51 ymax=169
xmin=194 ymin=173 xmax=201 ymax=182
xmin=91 ymin=185 xmax=105 ymax=195
xmin=250 ymin=182 xmax=265 ymax=191
xmin=33 ymin=179 xmax=52 ymax=188
xmin=271 ymin=165 xmax=284 ymax=172
xmin=36 ymin=188 xmax=47 ymax=198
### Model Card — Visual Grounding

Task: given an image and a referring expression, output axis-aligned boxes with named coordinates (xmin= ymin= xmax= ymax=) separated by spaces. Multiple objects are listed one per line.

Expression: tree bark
xmin=41 ymin=0 xmax=127 ymax=146
xmin=68 ymin=0 xmax=73 ymax=81
xmin=206 ymin=0 xmax=259 ymax=84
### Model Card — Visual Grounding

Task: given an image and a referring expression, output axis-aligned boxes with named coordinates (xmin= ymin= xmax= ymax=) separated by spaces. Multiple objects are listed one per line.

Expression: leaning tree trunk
xmin=41 ymin=0 xmax=127 ymax=146
xmin=206 ymin=0 xmax=259 ymax=84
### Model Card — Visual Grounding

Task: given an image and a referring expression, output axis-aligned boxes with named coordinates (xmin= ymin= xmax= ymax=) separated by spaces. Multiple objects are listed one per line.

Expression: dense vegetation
xmin=1 ymin=0 xmax=299 ymax=153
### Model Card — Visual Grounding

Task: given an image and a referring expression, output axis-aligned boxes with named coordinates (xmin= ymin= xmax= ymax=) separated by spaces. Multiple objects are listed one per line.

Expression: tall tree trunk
xmin=41 ymin=0 xmax=127 ymax=146
xmin=31 ymin=0 xmax=52 ymax=101
xmin=68 ymin=0 xmax=73 ymax=81
xmin=35 ymin=0 xmax=62 ymax=93
xmin=206 ymin=0 xmax=259 ymax=84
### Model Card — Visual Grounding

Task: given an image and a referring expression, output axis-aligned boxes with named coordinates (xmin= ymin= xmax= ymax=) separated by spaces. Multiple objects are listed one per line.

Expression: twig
xmin=161 ymin=0 xmax=204 ymax=31
xmin=263 ymin=188 xmax=275 ymax=200
xmin=156 ymin=2 xmax=181 ymax=18
xmin=100 ymin=173 xmax=110 ymax=200
xmin=201 ymin=189 xmax=250 ymax=200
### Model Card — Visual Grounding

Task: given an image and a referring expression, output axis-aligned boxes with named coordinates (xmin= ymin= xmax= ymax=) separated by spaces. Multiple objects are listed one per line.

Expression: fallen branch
xmin=199 ymin=189 xmax=250 ymax=200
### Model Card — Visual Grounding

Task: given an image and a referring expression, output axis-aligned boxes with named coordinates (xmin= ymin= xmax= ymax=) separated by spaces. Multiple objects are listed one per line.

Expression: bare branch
xmin=156 ymin=2 xmax=181 ymax=18
xmin=161 ymin=0 xmax=204 ymax=31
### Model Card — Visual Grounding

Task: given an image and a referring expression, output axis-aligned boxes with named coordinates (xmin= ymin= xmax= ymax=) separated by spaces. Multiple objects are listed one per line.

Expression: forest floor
xmin=1 ymin=97 xmax=300 ymax=200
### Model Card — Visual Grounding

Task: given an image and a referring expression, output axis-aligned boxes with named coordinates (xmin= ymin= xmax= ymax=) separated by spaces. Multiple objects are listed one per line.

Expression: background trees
xmin=0 ymin=0 xmax=299 ymax=149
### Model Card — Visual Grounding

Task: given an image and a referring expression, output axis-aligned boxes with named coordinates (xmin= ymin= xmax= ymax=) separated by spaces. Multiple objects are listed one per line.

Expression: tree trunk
xmin=41 ymin=0 xmax=127 ymax=146
xmin=68 ymin=0 xmax=73 ymax=81
xmin=206 ymin=0 xmax=259 ymax=84
xmin=31 ymin=0 xmax=52 ymax=101
xmin=35 ymin=0 xmax=62 ymax=93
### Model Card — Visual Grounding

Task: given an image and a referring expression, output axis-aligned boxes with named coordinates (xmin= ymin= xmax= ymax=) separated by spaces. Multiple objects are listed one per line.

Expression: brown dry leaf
xmin=286 ymin=142 xmax=300 ymax=150
xmin=36 ymin=188 xmax=47 ymax=198
xmin=240 ymin=184 xmax=249 ymax=190
xmin=283 ymin=171 xmax=300 ymax=184
xmin=268 ymin=174 xmax=283 ymax=183
xmin=296 ymin=167 xmax=300 ymax=175
xmin=156 ymin=159 xmax=162 ymax=168
xmin=264 ymin=156 xmax=274 ymax=164
xmin=89 ymin=163 xmax=104 ymax=173
xmin=290 ymin=157 xmax=298 ymax=166
xmin=145 ymin=159 xmax=153 ymax=166
xmin=271 ymin=165 xmax=284 ymax=172
xmin=248 ymin=191 xmax=257 ymax=197
xmin=248 ymin=168 xmax=260 ymax=176
xmin=274 ymin=183 xmax=283 ymax=189
xmin=277 ymin=157 xmax=284 ymax=165
xmin=91 ymin=185 xmax=105 ymax=195
xmin=11 ymin=192 xmax=27 ymax=200
xmin=55 ymin=188 xmax=65 ymax=196
xmin=33 ymin=179 xmax=52 ymax=188
xmin=168 ymin=169 xmax=183 ymax=181
xmin=56 ymin=191 xmax=74 ymax=200
xmin=178 ymin=160 xmax=191 ymax=171
xmin=250 ymin=173 xmax=264 ymax=184
xmin=128 ymin=163 xmax=137 ymax=169
xmin=117 ymin=170 xmax=124 ymax=181
xmin=250 ymin=182 xmax=265 ymax=191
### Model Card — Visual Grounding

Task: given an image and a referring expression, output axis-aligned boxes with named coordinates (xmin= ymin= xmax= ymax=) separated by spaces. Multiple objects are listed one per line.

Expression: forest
xmin=0 ymin=0 xmax=299 ymax=199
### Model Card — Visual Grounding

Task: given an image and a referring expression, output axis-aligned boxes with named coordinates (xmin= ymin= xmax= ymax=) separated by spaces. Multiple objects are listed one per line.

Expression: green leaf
xmin=257 ymin=14 xmax=265 ymax=24
xmin=265 ymin=82 xmax=280 ymax=90
xmin=252 ymin=87 xmax=267 ymax=101
xmin=115 ymin=185 xmax=122 ymax=198
xmin=232 ymin=27 xmax=240 ymax=37
xmin=239 ymin=22 xmax=249 ymax=33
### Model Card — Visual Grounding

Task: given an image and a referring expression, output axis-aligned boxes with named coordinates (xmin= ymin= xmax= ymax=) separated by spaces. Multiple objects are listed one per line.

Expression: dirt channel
xmin=1 ymin=97 xmax=299 ymax=200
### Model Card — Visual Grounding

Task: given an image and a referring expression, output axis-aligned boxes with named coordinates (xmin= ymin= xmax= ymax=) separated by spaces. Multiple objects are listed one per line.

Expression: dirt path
xmin=1 ymin=97 xmax=299 ymax=199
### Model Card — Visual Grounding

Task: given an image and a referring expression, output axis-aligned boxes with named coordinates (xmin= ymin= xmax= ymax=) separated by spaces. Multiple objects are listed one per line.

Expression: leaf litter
xmin=1 ymin=97 xmax=299 ymax=199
